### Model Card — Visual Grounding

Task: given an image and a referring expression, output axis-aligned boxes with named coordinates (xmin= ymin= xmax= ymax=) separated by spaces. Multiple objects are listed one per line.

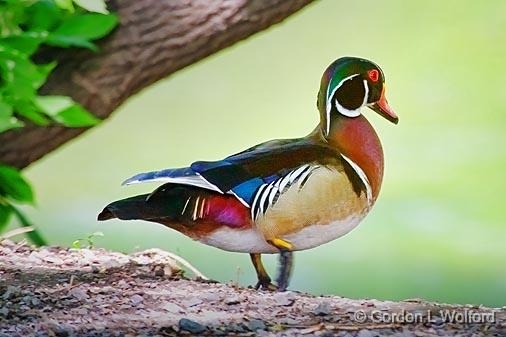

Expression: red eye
xmin=368 ymin=69 xmax=379 ymax=82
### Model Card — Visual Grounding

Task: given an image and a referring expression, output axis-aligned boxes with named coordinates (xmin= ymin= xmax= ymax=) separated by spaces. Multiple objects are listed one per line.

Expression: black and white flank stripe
xmin=251 ymin=164 xmax=319 ymax=221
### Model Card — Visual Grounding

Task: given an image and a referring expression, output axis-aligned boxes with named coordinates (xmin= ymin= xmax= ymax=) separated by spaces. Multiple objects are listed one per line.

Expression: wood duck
xmin=98 ymin=57 xmax=398 ymax=291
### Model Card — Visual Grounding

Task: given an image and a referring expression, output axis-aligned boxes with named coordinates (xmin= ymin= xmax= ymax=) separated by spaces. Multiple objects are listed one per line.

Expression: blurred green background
xmin=11 ymin=1 xmax=506 ymax=306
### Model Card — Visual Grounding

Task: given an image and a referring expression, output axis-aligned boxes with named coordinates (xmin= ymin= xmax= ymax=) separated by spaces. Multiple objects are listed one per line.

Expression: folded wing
xmin=121 ymin=138 xmax=345 ymax=211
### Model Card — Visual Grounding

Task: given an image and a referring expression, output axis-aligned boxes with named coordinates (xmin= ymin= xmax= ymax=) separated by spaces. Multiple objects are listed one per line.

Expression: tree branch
xmin=0 ymin=241 xmax=503 ymax=336
xmin=0 ymin=0 xmax=315 ymax=169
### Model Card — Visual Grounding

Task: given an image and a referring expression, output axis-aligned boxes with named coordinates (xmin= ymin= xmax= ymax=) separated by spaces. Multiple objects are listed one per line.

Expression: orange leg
xmin=250 ymin=253 xmax=277 ymax=291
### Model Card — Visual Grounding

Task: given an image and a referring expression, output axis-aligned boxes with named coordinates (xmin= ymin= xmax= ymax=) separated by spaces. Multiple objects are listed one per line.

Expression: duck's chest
xmin=254 ymin=166 xmax=370 ymax=248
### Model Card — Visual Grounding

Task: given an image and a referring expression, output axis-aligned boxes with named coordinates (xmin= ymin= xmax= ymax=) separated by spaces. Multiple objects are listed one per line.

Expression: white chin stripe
xmin=325 ymin=75 xmax=370 ymax=135
xmin=334 ymin=78 xmax=370 ymax=118
xmin=335 ymin=99 xmax=361 ymax=118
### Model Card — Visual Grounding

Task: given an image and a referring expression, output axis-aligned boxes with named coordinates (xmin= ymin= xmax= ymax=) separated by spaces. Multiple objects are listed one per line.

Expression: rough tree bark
xmin=0 ymin=0 xmax=315 ymax=169
xmin=0 ymin=241 xmax=504 ymax=337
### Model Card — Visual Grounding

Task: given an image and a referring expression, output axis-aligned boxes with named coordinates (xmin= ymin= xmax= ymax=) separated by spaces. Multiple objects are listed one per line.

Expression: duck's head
xmin=317 ymin=57 xmax=398 ymax=137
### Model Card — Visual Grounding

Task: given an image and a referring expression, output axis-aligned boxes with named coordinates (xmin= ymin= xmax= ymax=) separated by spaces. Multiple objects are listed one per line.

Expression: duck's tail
xmin=97 ymin=194 xmax=156 ymax=221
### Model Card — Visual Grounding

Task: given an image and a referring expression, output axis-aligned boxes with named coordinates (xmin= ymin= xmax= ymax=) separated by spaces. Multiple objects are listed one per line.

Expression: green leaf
xmin=0 ymin=117 xmax=23 ymax=133
xmin=35 ymin=95 xmax=74 ymax=115
xmin=0 ymin=34 xmax=45 ymax=56
xmin=0 ymin=84 xmax=24 ymax=132
xmin=74 ymin=0 xmax=109 ymax=14
xmin=25 ymin=0 xmax=62 ymax=31
xmin=0 ymin=0 xmax=25 ymax=35
xmin=54 ymin=0 xmax=74 ymax=12
xmin=0 ymin=200 xmax=12 ymax=233
xmin=51 ymin=13 xmax=118 ymax=41
xmin=55 ymin=104 xmax=100 ymax=127
xmin=25 ymin=228 xmax=47 ymax=246
xmin=0 ymin=54 xmax=37 ymax=100
xmin=0 ymin=48 xmax=54 ymax=100
xmin=45 ymin=34 xmax=97 ymax=51
xmin=72 ymin=239 xmax=81 ymax=249
xmin=46 ymin=12 xmax=118 ymax=50
xmin=14 ymin=100 xmax=50 ymax=125
xmin=34 ymin=62 xmax=57 ymax=88
xmin=35 ymin=95 xmax=100 ymax=127
xmin=0 ymin=97 xmax=13 ymax=117
xmin=0 ymin=165 xmax=34 ymax=203
xmin=86 ymin=231 xmax=103 ymax=248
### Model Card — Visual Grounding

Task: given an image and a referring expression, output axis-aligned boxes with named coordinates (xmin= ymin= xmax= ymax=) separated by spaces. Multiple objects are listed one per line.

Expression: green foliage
xmin=35 ymin=95 xmax=100 ymax=126
xmin=0 ymin=166 xmax=41 ymax=244
xmin=72 ymin=231 xmax=104 ymax=249
xmin=0 ymin=165 xmax=33 ymax=203
xmin=0 ymin=0 xmax=118 ymax=244
xmin=47 ymin=13 xmax=117 ymax=51
xmin=0 ymin=0 xmax=118 ymax=132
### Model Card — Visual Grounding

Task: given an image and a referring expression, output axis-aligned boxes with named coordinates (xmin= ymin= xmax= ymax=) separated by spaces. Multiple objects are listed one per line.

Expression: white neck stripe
xmin=341 ymin=154 xmax=373 ymax=205
xmin=335 ymin=99 xmax=361 ymax=118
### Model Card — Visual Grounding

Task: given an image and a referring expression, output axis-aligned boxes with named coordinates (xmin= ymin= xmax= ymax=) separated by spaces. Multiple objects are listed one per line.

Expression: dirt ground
xmin=0 ymin=239 xmax=504 ymax=337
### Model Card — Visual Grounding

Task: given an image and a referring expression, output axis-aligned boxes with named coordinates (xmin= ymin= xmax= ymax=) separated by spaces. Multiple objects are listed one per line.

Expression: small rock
xmin=436 ymin=329 xmax=447 ymax=336
xmin=273 ymin=291 xmax=296 ymax=306
xmin=27 ymin=252 xmax=42 ymax=264
xmin=256 ymin=330 xmax=274 ymax=337
xmin=314 ymin=301 xmax=332 ymax=316
xmin=279 ymin=317 xmax=299 ymax=325
xmin=247 ymin=319 xmax=266 ymax=331
xmin=357 ymin=330 xmax=374 ymax=337
xmin=63 ymin=258 xmax=75 ymax=265
xmin=53 ymin=325 xmax=70 ymax=337
xmin=0 ymin=307 xmax=9 ymax=317
xmin=2 ymin=286 xmax=21 ymax=300
xmin=225 ymin=296 xmax=241 ymax=305
xmin=0 ymin=247 xmax=12 ymax=255
xmin=163 ymin=303 xmax=184 ymax=313
xmin=43 ymin=255 xmax=64 ymax=265
xmin=99 ymin=258 xmax=121 ymax=269
xmin=130 ymin=294 xmax=144 ymax=306
xmin=31 ymin=297 xmax=41 ymax=306
xmin=201 ymin=292 xmax=221 ymax=302
xmin=69 ymin=287 xmax=88 ymax=301
xmin=226 ymin=323 xmax=247 ymax=333
xmin=178 ymin=318 xmax=206 ymax=334
xmin=115 ymin=280 xmax=128 ymax=289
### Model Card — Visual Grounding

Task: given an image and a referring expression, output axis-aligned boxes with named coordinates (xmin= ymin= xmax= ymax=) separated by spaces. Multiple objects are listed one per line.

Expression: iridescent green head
xmin=317 ymin=57 xmax=398 ymax=136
